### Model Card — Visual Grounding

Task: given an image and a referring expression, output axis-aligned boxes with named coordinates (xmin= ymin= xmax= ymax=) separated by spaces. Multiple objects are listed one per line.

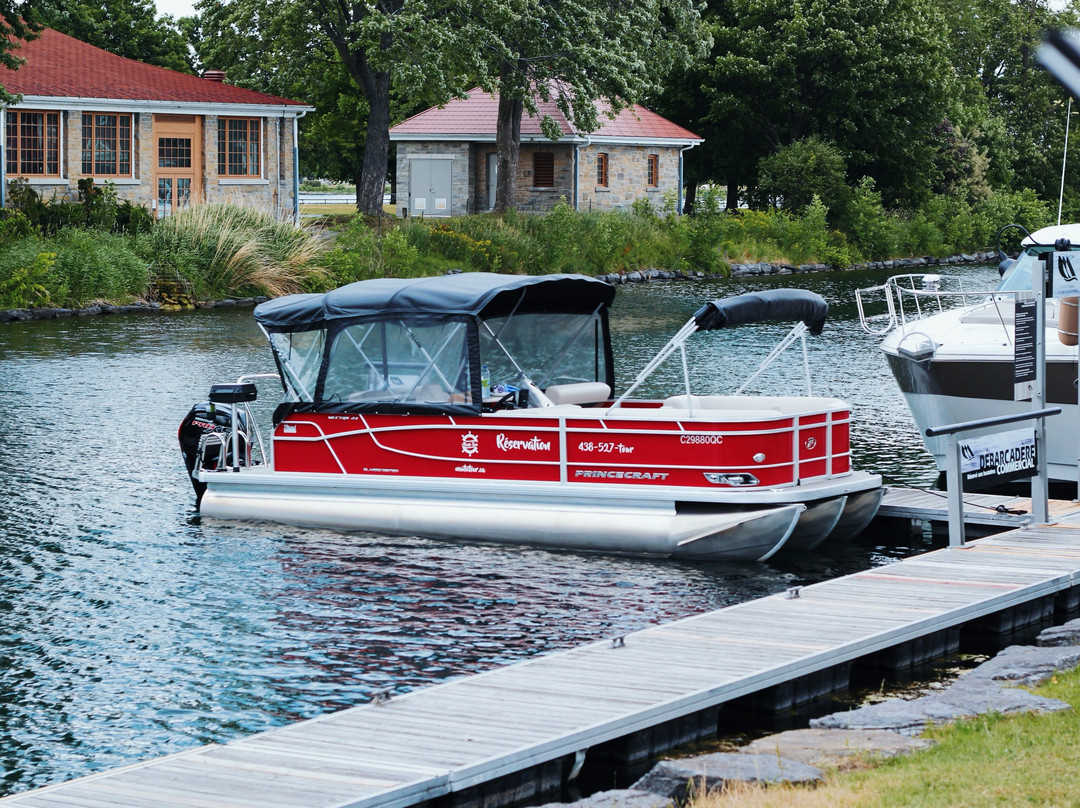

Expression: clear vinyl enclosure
xmin=266 ymin=310 xmax=610 ymax=407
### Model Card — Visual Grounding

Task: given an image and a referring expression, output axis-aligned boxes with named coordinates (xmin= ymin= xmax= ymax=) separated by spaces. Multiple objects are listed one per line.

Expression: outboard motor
xmin=178 ymin=383 xmax=256 ymax=505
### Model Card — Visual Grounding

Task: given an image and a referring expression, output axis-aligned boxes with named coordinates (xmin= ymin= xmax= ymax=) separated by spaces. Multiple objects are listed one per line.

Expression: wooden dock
xmin=879 ymin=485 xmax=1080 ymax=529
xmin=8 ymin=516 xmax=1080 ymax=808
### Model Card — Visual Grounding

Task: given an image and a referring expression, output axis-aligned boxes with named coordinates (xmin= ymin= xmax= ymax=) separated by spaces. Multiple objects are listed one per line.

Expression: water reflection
xmin=0 ymin=268 xmax=987 ymax=794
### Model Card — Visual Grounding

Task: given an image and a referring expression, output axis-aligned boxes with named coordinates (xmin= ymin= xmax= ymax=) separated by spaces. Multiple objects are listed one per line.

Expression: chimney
xmin=203 ymin=70 xmax=226 ymax=82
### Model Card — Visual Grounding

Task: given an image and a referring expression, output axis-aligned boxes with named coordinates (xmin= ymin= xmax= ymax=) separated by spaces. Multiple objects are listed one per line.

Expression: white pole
xmin=1060 ymin=98 xmax=1072 ymax=226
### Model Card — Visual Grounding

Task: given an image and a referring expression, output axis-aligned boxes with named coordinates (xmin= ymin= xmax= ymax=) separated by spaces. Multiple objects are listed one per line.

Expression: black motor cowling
xmin=178 ymin=402 xmax=247 ymax=505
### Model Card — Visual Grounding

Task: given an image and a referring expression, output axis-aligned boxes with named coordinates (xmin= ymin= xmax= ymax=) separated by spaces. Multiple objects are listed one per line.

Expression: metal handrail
xmin=926 ymin=407 xmax=1062 ymax=437
xmin=856 ymin=273 xmax=1018 ymax=344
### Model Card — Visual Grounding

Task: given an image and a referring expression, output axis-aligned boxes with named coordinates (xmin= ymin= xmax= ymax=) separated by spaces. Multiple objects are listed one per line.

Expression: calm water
xmin=0 ymin=266 xmax=998 ymax=795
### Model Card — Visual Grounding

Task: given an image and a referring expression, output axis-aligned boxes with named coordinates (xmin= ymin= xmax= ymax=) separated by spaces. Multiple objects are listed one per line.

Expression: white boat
xmin=857 ymin=223 xmax=1080 ymax=483
xmin=179 ymin=273 xmax=882 ymax=561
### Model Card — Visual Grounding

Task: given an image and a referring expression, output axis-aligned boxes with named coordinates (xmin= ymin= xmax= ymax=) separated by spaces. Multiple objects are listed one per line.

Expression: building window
xmin=596 ymin=153 xmax=608 ymax=187
xmin=647 ymin=154 xmax=659 ymax=187
xmin=159 ymin=137 xmax=192 ymax=168
xmin=533 ymin=152 xmax=554 ymax=188
xmin=218 ymin=117 xmax=261 ymax=177
xmin=81 ymin=113 xmax=133 ymax=176
xmin=7 ymin=111 xmax=61 ymax=176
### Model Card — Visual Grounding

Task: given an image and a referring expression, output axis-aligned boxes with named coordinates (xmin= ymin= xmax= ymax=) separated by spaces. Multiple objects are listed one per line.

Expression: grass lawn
xmin=691 ymin=666 xmax=1080 ymax=808
xmin=299 ymin=203 xmax=360 ymax=216
xmin=299 ymin=203 xmax=398 ymax=217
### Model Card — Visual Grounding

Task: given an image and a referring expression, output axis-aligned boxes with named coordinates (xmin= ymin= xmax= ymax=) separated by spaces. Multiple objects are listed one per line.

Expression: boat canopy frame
xmin=609 ymin=288 xmax=829 ymax=415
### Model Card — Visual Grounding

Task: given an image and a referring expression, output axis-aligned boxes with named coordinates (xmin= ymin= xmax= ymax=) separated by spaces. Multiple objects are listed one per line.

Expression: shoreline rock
xmin=597 ymin=250 xmax=997 ymax=284
xmin=0 ymin=296 xmax=268 ymax=324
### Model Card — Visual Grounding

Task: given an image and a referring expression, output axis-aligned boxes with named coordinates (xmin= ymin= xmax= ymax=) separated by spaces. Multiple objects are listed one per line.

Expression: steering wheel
xmin=494 ymin=391 xmax=518 ymax=410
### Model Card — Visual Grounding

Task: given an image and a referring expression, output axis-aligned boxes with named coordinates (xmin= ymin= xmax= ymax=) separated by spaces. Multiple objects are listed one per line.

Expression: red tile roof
xmin=2 ymin=28 xmax=305 ymax=107
xmin=391 ymin=87 xmax=701 ymax=142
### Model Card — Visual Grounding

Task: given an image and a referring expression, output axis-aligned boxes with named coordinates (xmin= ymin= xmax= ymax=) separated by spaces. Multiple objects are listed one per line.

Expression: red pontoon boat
xmin=179 ymin=273 xmax=881 ymax=561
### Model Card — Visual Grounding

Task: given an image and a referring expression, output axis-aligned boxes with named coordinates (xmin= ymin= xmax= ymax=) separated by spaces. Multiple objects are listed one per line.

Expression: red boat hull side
xmin=271 ymin=408 xmax=853 ymax=489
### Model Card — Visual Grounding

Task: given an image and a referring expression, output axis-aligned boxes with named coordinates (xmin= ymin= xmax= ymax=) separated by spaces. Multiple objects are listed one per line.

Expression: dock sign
xmin=959 ymin=427 xmax=1037 ymax=490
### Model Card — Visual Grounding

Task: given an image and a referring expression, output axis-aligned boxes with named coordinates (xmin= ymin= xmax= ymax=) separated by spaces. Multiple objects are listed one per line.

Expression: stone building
xmin=389 ymin=88 xmax=702 ymax=217
xmin=0 ymin=29 xmax=311 ymax=218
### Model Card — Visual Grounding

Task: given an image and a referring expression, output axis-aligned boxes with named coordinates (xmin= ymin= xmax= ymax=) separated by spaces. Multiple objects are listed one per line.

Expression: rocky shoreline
xmin=598 ymin=249 xmax=998 ymax=284
xmin=553 ymin=617 xmax=1080 ymax=808
xmin=0 ymin=295 xmax=271 ymax=324
xmin=0 ymin=250 xmax=1000 ymax=324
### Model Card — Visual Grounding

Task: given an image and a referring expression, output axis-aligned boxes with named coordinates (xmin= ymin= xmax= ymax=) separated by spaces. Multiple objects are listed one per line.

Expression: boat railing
xmin=856 ymin=273 xmax=1012 ymax=340
xmin=198 ymin=373 xmax=279 ymax=472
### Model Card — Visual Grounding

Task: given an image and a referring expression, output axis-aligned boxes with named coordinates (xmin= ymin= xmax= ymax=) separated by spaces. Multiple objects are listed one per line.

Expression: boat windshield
xmin=997 ymin=247 xmax=1054 ymax=293
xmin=480 ymin=311 xmax=609 ymax=392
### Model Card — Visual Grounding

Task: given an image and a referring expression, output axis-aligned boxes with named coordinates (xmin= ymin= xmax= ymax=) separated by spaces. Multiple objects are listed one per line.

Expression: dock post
xmin=945 ymin=436 xmax=965 ymax=547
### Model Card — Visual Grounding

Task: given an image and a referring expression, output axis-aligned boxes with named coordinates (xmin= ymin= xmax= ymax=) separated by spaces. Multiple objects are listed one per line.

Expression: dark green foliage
xmin=0 ymin=229 xmax=147 ymax=307
xmin=7 ymin=178 xmax=154 ymax=236
xmin=38 ymin=0 xmax=194 ymax=72
xmin=758 ymin=138 xmax=850 ymax=216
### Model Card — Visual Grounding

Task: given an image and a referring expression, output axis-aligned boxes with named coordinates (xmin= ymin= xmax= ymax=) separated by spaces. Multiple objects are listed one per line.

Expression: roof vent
xmin=203 ymin=70 xmax=226 ymax=83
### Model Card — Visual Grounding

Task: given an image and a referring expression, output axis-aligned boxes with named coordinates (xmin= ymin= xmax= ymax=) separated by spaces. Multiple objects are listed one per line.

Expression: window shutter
xmin=534 ymin=152 xmax=554 ymax=187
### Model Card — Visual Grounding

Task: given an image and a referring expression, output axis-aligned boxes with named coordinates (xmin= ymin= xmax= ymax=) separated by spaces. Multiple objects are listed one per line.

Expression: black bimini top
xmin=693 ymin=288 xmax=828 ymax=335
xmin=254 ymin=273 xmax=617 ymax=332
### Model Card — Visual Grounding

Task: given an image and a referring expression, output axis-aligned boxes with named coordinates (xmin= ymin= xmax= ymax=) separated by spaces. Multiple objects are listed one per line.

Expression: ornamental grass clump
xmin=144 ymin=203 xmax=327 ymax=300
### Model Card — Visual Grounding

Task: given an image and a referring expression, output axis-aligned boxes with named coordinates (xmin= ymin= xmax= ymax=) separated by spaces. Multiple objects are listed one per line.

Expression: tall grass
xmin=360 ymin=188 xmax=1050 ymax=280
xmin=143 ymin=203 xmax=328 ymax=299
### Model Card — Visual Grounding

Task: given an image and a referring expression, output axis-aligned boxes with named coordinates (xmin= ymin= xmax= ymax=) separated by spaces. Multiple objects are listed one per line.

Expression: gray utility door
xmin=409 ymin=159 xmax=452 ymax=217
xmin=486 ymin=153 xmax=498 ymax=210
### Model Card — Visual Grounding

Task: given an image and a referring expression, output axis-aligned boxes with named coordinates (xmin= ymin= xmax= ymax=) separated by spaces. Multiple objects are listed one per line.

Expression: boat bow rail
xmin=855 ymin=273 xmax=1014 ymax=339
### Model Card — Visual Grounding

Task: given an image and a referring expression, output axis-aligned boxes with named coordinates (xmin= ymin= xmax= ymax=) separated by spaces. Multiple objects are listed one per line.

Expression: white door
xmin=409 ymin=159 xmax=452 ymax=217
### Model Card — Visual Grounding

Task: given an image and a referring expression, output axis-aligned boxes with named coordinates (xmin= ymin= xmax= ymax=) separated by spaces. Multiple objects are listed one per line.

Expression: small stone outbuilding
xmin=389 ymin=88 xmax=702 ymax=217
xmin=0 ymin=28 xmax=311 ymax=218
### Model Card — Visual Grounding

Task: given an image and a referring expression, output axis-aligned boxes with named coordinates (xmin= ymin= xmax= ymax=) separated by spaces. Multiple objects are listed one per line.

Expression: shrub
xmin=0 ymin=229 xmax=147 ymax=307
xmin=758 ymin=137 xmax=850 ymax=216
xmin=0 ymin=249 xmax=54 ymax=308
xmin=840 ymin=177 xmax=897 ymax=259
xmin=48 ymin=228 xmax=149 ymax=304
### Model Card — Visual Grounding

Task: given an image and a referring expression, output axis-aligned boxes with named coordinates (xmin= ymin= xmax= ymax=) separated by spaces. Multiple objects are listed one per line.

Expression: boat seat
xmin=544 ymin=382 xmax=611 ymax=406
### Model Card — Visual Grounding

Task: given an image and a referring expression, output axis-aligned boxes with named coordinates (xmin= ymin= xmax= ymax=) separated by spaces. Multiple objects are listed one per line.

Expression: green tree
xmin=191 ymin=0 xmax=442 ymax=208
xmin=941 ymin=0 xmax=1080 ymax=206
xmin=703 ymin=0 xmax=955 ymax=208
xmin=0 ymin=2 xmax=43 ymax=103
xmin=39 ymin=0 xmax=192 ymax=72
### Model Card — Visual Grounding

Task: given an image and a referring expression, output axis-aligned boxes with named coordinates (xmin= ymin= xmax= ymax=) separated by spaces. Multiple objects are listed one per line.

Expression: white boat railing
xmin=856 ymin=273 xmax=1014 ymax=342
xmin=198 ymin=373 xmax=280 ymax=473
